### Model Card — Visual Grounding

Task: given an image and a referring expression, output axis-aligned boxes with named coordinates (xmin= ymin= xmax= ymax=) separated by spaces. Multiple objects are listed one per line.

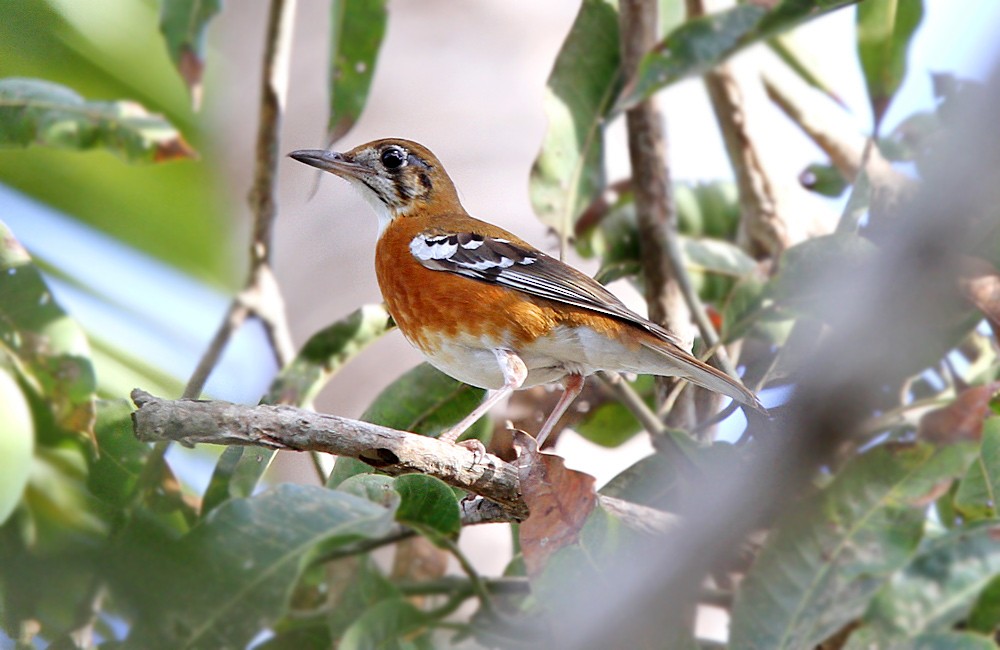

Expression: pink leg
xmin=438 ymin=348 xmax=528 ymax=445
xmin=535 ymin=374 xmax=585 ymax=447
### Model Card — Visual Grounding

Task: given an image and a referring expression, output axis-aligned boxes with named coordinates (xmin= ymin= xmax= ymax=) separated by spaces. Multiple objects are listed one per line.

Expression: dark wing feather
xmin=408 ymin=230 xmax=689 ymax=350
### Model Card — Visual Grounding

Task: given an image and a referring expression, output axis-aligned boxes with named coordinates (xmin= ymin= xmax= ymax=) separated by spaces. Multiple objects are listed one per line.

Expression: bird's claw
xmin=457 ymin=438 xmax=488 ymax=467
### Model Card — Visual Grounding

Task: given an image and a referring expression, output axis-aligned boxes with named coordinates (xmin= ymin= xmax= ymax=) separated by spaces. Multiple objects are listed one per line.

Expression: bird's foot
xmin=457 ymin=438 xmax=488 ymax=466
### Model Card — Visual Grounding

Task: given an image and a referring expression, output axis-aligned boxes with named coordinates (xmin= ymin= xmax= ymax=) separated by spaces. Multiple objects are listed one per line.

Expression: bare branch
xmin=130 ymin=390 xmax=679 ymax=534
xmin=761 ymin=71 xmax=910 ymax=196
xmin=183 ymin=0 xmax=297 ymax=400
xmin=618 ymin=0 xmax=744 ymax=402
xmin=708 ymin=70 xmax=789 ymax=258
xmin=685 ymin=0 xmax=788 ymax=260
xmin=618 ymin=0 xmax=689 ymax=342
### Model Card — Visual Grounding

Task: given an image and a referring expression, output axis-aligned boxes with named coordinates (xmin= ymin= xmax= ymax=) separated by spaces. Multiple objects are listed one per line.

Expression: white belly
xmin=408 ymin=325 xmax=654 ymax=390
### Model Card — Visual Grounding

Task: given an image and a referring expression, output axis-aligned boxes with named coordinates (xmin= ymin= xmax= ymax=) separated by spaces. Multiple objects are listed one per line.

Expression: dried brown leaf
xmin=958 ymin=256 xmax=1000 ymax=337
xmin=513 ymin=430 xmax=597 ymax=578
xmin=918 ymin=381 xmax=1000 ymax=444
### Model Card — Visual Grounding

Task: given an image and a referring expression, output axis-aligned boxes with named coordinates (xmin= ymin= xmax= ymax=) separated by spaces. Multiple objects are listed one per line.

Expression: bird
xmin=289 ymin=138 xmax=762 ymax=450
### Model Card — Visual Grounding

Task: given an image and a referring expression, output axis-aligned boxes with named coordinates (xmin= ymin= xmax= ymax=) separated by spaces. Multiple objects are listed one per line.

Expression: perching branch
xmin=130 ymin=390 xmax=678 ymax=533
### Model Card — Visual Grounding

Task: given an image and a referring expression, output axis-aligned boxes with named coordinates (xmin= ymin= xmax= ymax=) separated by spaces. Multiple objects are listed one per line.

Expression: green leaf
xmin=254 ymin=625 xmax=332 ymax=650
xmin=329 ymin=0 xmax=388 ymax=142
xmin=574 ymin=375 xmax=653 ymax=447
xmin=88 ymin=399 xmax=148 ymax=508
xmin=953 ymin=417 xmax=1000 ymax=521
xmin=680 ymin=236 xmax=756 ymax=276
xmin=530 ymin=0 xmax=621 ymax=243
xmin=575 ymin=400 xmax=643 ymax=447
xmin=844 ymin=627 xmax=999 ymax=650
xmin=393 ymin=474 xmax=461 ymax=543
xmin=618 ymin=0 xmax=860 ymax=109
xmin=768 ymin=35 xmax=846 ymax=109
xmin=729 ymin=443 xmax=975 ymax=650
xmin=360 ymin=362 xmax=487 ymax=440
xmin=0 ymin=220 xmax=95 ymax=436
xmin=326 ymin=556 xmax=401 ymax=641
xmin=771 ymin=232 xmax=878 ymax=321
xmin=339 ymin=597 xmax=431 ymax=650
xmin=25 ymin=446 xmax=109 ymax=546
xmin=0 ymin=78 xmax=195 ymax=162
xmin=865 ymin=519 xmax=1000 ymax=635
xmin=338 ymin=473 xmax=398 ymax=508
xmin=0 ymin=2 xmax=234 ymax=281
xmin=601 ymin=442 xmax=737 ymax=512
xmin=202 ymin=306 xmax=392 ymax=514
xmin=531 ymin=506 xmax=622 ymax=602
xmin=264 ymin=304 xmax=393 ymax=407
xmin=159 ymin=0 xmax=222 ymax=108
xmin=856 ymin=0 xmax=924 ymax=129
xmin=587 ymin=195 xmax=752 ymax=287
xmin=124 ymin=484 xmax=395 ymax=650
xmin=967 ymin=573 xmax=1000 ymax=634
xmin=0 ymin=364 xmax=34 ymax=524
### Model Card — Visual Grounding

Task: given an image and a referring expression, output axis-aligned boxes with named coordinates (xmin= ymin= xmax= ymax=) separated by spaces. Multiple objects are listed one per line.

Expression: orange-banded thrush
xmin=290 ymin=139 xmax=762 ymax=450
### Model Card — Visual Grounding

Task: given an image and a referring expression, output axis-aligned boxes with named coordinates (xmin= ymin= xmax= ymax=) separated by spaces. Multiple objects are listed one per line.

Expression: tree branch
xmin=686 ymin=1 xmax=789 ymax=261
xmin=761 ymin=71 xmax=911 ymax=199
xmin=183 ymin=0 xmax=297 ymax=400
xmin=618 ymin=0 xmax=744 ymax=409
xmin=618 ymin=0 xmax=689 ymax=342
xmin=130 ymin=390 xmax=678 ymax=534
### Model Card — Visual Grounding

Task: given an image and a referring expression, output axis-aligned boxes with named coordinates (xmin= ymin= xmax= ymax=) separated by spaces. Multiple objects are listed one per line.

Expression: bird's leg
xmin=534 ymin=374 xmax=585 ymax=447
xmin=438 ymin=348 xmax=528 ymax=447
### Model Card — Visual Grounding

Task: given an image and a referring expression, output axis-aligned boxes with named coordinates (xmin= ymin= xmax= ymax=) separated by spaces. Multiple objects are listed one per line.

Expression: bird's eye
xmin=380 ymin=147 xmax=407 ymax=170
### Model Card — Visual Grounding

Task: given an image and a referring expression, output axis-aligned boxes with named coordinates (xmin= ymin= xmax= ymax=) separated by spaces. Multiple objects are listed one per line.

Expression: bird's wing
xmin=410 ymin=229 xmax=763 ymax=410
xmin=408 ymin=230 xmax=689 ymax=350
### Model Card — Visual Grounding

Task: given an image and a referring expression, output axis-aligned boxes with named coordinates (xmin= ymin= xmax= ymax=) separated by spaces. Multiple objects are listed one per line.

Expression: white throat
xmin=349 ymin=181 xmax=401 ymax=237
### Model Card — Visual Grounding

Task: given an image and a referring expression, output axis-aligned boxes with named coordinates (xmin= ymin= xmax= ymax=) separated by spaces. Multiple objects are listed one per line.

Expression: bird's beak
xmin=288 ymin=149 xmax=369 ymax=179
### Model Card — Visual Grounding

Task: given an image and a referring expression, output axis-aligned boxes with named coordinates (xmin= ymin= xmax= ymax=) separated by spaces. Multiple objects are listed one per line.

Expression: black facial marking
xmin=417 ymin=171 xmax=432 ymax=192
xmin=406 ymin=154 xmax=430 ymax=169
xmin=360 ymin=176 xmax=392 ymax=204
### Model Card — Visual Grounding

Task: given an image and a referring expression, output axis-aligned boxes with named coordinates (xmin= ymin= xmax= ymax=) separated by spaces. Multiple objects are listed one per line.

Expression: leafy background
xmin=2 ymin=0 xmax=1000 ymax=648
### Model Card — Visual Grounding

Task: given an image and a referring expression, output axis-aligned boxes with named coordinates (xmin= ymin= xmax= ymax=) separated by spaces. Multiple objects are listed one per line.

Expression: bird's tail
xmin=640 ymin=339 xmax=764 ymax=412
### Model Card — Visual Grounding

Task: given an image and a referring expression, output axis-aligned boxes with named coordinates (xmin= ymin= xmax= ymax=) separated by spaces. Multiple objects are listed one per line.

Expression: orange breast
xmin=374 ymin=214 xmax=635 ymax=355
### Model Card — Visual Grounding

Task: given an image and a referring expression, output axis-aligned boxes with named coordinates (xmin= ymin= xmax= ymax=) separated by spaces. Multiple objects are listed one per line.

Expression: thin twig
xmin=619 ymin=0 xmax=694 ymax=411
xmin=183 ymin=302 xmax=251 ymax=399
xmin=441 ymin=537 xmax=496 ymax=615
xmin=395 ymin=576 xmax=530 ymax=596
xmin=761 ymin=71 xmax=910 ymax=195
xmin=183 ymin=0 xmax=298 ymax=400
xmin=596 ymin=372 xmax=664 ymax=435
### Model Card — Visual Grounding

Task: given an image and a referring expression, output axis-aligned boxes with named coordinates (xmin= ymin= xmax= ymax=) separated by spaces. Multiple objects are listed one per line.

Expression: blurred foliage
xmin=0 ymin=0 xmax=234 ymax=284
xmin=1 ymin=0 xmax=999 ymax=648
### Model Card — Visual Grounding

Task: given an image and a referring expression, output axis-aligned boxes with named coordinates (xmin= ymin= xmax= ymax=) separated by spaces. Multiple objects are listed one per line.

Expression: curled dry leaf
xmin=918 ymin=382 xmax=1000 ymax=444
xmin=958 ymin=256 xmax=1000 ymax=338
xmin=513 ymin=430 xmax=598 ymax=578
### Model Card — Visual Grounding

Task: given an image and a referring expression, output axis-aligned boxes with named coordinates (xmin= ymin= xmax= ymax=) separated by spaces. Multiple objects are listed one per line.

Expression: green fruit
xmin=674 ymin=183 xmax=703 ymax=236
xmin=695 ymin=181 xmax=739 ymax=239
xmin=0 ymin=365 xmax=35 ymax=524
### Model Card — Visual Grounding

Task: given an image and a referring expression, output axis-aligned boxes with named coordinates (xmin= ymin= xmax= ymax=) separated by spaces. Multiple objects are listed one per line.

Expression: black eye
xmin=380 ymin=147 xmax=406 ymax=170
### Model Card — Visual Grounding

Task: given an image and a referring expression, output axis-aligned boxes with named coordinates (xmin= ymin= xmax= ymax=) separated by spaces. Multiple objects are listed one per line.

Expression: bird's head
xmin=289 ymin=139 xmax=462 ymax=232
